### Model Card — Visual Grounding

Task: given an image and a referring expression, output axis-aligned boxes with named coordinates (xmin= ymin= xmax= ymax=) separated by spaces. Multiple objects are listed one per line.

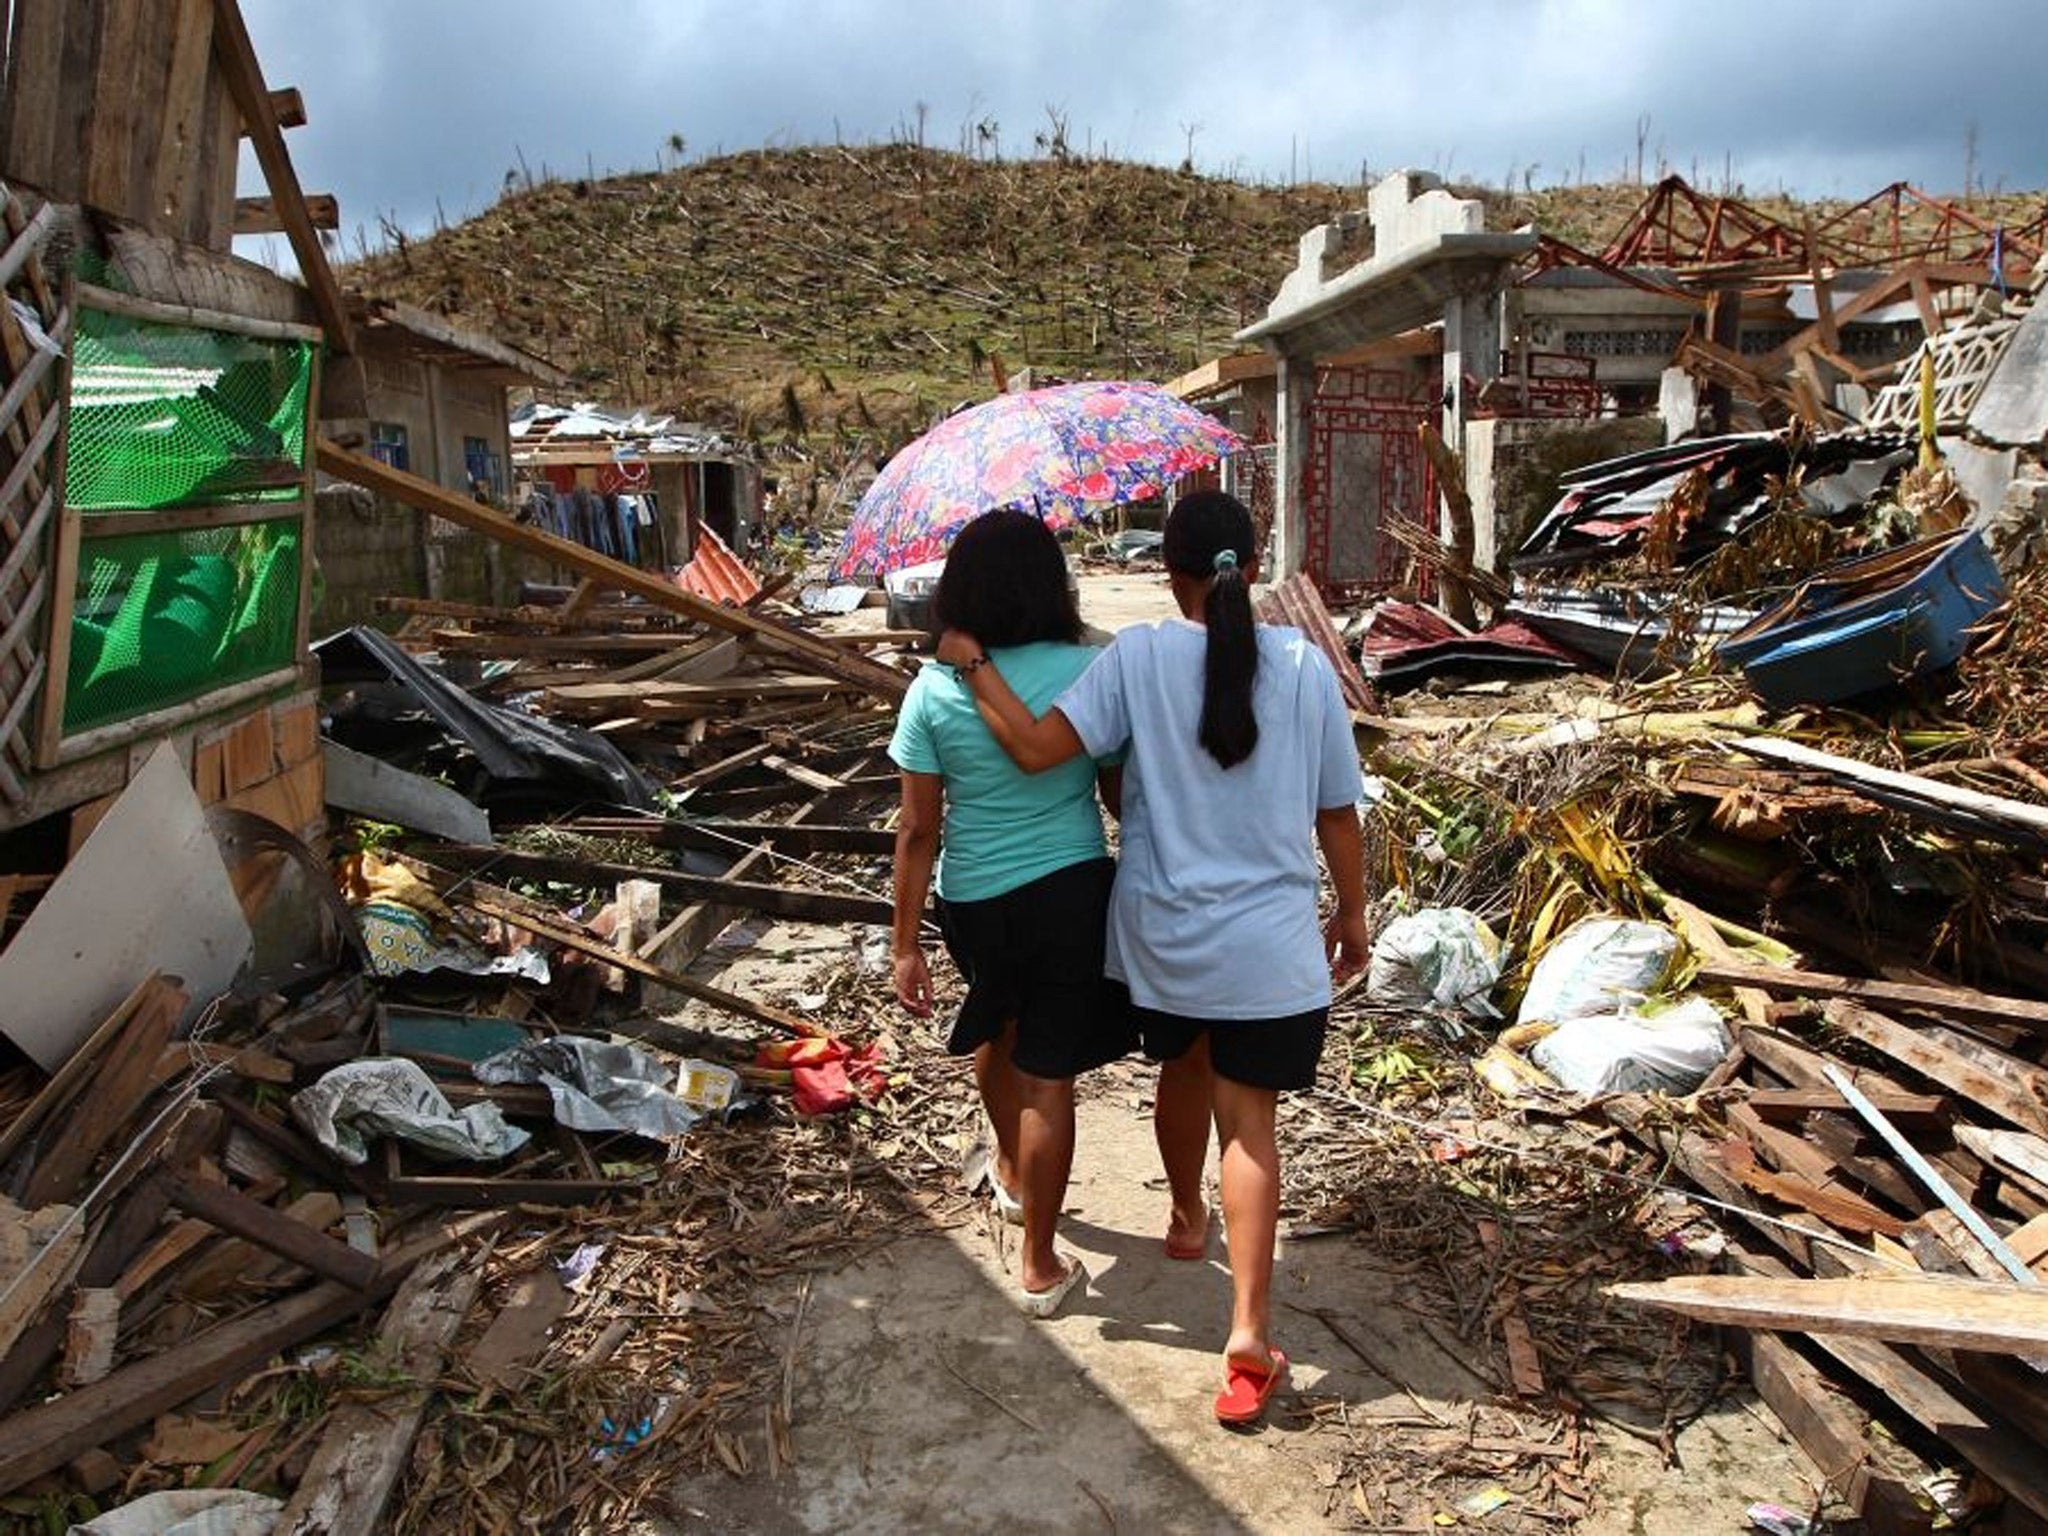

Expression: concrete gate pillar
xmin=1271 ymin=346 xmax=1317 ymax=581
xmin=1441 ymin=287 xmax=1503 ymax=449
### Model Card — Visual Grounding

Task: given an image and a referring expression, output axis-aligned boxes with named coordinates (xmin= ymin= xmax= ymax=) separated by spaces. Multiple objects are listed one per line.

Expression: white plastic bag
xmin=1517 ymin=918 xmax=1679 ymax=1026
xmin=1367 ymin=908 xmax=1504 ymax=1018
xmin=1530 ymin=996 xmax=1731 ymax=1096
xmin=291 ymin=1058 xmax=529 ymax=1166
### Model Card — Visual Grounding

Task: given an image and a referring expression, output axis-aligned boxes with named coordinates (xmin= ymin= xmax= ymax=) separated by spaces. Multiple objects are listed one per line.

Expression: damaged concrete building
xmin=1214 ymin=170 xmax=2041 ymax=596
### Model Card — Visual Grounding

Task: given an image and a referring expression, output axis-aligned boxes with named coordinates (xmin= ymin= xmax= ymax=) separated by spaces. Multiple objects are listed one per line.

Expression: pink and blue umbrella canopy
xmin=832 ymin=380 xmax=1245 ymax=577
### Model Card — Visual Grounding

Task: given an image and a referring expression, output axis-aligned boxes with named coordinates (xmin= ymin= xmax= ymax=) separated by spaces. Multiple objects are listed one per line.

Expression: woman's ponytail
xmin=1163 ymin=491 xmax=1259 ymax=769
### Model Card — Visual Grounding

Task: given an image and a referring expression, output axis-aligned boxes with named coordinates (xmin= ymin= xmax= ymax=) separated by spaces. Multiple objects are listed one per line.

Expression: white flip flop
xmin=1018 ymin=1256 xmax=1087 ymax=1319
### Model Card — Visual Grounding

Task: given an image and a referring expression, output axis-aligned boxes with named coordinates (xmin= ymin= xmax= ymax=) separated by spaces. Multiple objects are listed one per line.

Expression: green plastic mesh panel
xmin=63 ymin=519 xmax=301 ymax=735
xmin=65 ymin=306 xmax=313 ymax=513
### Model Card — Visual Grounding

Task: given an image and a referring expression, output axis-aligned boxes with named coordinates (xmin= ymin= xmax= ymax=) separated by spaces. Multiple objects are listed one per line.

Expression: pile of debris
xmin=1334 ymin=277 xmax=2048 ymax=1523
xmin=0 ymin=468 xmax=940 ymax=1527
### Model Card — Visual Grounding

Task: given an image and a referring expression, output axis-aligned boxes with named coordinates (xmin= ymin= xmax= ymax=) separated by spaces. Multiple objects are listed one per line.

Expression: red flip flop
xmin=1165 ymin=1207 xmax=1211 ymax=1260
xmin=1214 ymin=1348 xmax=1288 ymax=1426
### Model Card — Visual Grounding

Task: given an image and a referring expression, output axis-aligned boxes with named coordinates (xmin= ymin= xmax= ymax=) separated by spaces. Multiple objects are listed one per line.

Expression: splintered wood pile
xmin=1357 ymin=674 xmax=2048 ymax=1533
xmin=0 ymin=485 xmax=935 ymax=1522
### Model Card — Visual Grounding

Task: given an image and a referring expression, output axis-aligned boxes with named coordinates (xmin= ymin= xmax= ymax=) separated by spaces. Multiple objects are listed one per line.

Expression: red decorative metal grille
xmin=1302 ymin=366 xmax=1439 ymax=600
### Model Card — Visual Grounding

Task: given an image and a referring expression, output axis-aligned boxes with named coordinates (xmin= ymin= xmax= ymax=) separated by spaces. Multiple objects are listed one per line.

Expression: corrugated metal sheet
xmin=1256 ymin=573 xmax=1378 ymax=713
xmin=676 ymin=524 xmax=762 ymax=605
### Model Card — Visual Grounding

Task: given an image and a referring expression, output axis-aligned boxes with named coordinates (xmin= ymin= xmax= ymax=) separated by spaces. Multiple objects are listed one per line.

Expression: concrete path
xmin=658 ymin=1070 xmax=1810 ymax=1534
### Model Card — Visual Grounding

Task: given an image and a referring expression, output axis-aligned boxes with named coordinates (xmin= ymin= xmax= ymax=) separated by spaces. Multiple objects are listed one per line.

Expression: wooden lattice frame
xmin=0 ymin=186 xmax=71 ymax=805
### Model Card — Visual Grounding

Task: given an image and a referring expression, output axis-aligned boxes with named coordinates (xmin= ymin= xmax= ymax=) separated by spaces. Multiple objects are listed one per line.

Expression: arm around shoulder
xmin=1314 ymin=801 xmax=1371 ymax=984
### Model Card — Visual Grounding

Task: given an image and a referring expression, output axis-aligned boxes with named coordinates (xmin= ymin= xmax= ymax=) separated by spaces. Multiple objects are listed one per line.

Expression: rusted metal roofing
xmin=676 ymin=524 xmax=762 ymax=605
xmin=1256 ymin=572 xmax=1377 ymax=714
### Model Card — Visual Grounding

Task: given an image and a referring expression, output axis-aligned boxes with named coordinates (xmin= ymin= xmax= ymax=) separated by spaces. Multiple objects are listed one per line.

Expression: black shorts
xmin=936 ymin=857 xmax=1135 ymax=1080
xmin=1131 ymin=999 xmax=1328 ymax=1092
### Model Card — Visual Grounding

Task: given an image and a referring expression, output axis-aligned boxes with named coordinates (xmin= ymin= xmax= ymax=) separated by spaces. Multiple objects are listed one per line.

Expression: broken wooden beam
xmin=1607 ymin=1274 xmax=2048 ymax=1355
xmin=274 ymin=1249 xmax=485 ymax=1536
xmin=315 ymin=440 xmax=907 ymax=701
xmin=429 ymin=845 xmax=894 ymax=926
xmin=207 ymin=0 xmax=351 ymax=351
xmin=1745 ymin=1087 xmax=1948 ymax=1126
xmin=466 ymin=897 xmax=820 ymax=1039
xmin=1822 ymin=1000 xmax=2048 ymax=1138
xmin=1695 ymin=960 xmax=2048 ymax=1036
xmin=0 ymin=1214 xmax=504 ymax=1493
xmin=1737 ymin=1330 xmax=1935 ymax=1536
xmin=164 ymin=1175 xmax=378 ymax=1291
xmin=234 ymin=192 xmax=338 ymax=235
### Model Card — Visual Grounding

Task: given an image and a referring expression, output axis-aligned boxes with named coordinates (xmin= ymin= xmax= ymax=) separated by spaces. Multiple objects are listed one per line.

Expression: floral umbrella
xmin=831 ymin=380 xmax=1246 ymax=578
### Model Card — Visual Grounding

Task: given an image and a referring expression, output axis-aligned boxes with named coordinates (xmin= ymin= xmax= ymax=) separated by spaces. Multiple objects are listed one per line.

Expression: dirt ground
xmin=639 ymin=571 xmax=1818 ymax=1533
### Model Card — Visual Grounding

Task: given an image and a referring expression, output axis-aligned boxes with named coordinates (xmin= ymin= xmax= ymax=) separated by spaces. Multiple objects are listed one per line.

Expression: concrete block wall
xmin=1465 ymin=417 xmax=1663 ymax=575
xmin=314 ymin=485 xmax=565 ymax=629
xmin=313 ymin=485 xmax=425 ymax=632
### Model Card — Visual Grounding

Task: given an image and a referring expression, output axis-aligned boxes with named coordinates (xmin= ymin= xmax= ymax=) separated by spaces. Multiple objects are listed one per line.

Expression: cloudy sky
xmin=240 ymin=0 xmax=2044 ymax=255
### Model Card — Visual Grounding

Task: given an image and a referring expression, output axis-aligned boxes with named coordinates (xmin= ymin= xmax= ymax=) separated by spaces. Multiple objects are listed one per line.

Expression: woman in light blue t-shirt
xmin=939 ymin=491 xmax=1369 ymax=1426
xmin=889 ymin=509 xmax=1131 ymax=1319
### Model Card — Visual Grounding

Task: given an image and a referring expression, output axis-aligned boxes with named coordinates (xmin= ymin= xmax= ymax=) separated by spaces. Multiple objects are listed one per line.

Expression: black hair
xmin=1162 ymin=490 xmax=1259 ymax=768
xmin=932 ymin=507 xmax=1083 ymax=648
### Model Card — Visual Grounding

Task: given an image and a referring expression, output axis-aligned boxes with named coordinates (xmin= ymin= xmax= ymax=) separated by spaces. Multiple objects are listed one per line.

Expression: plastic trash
xmin=476 ymin=1037 xmax=703 ymax=1137
xmin=675 ymin=1060 xmax=739 ymax=1115
xmin=291 ymin=1058 xmax=529 ymax=1166
xmin=1517 ymin=918 xmax=1679 ymax=1027
xmin=1529 ymin=996 xmax=1731 ymax=1096
xmin=1366 ymin=907 xmax=1505 ymax=1019
xmin=1745 ymin=1504 xmax=1815 ymax=1536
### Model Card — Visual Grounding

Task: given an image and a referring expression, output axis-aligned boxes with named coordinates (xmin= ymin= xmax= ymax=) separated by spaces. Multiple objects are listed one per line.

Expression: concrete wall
xmin=1464 ymin=416 xmax=1664 ymax=574
xmin=312 ymin=485 xmax=424 ymax=633
xmin=318 ymin=344 xmax=559 ymax=621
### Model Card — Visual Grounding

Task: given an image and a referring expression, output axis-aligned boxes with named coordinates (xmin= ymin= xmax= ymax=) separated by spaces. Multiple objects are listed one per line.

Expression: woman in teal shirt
xmin=890 ymin=509 xmax=1130 ymax=1318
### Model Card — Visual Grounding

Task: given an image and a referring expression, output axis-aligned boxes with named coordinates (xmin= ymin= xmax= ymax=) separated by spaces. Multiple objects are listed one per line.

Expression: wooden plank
xmin=1822 ymin=1061 xmax=2040 ymax=1286
xmin=233 ymin=192 xmax=338 ymax=235
xmin=430 ymin=844 xmax=893 ymax=926
xmin=205 ymin=0 xmax=352 ymax=349
xmin=672 ymin=741 xmax=774 ymax=793
xmin=152 ymin=0 xmax=219 ymax=240
xmin=1474 ymin=1218 xmax=1544 ymax=1397
xmin=58 ymin=1289 xmax=120 ymax=1388
xmin=316 ymin=441 xmax=907 ymax=701
xmin=641 ymin=756 xmax=877 ymax=979
xmin=1698 ymin=960 xmax=2048 ymax=1037
xmin=274 ymin=1250 xmax=485 ymax=1536
xmin=1735 ymin=737 xmax=2048 ymax=842
xmin=1953 ymin=1126 xmax=2048 ymax=1202
xmin=466 ymin=897 xmax=816 ymax=1040
xmin=82 ymin=0 xmax=148 ymax=220
xmin=22 ymin=978 xmax=185 ymax=1207
xmin=1824 ymin=1000 xmax=2048 ymax=1138
xmin=0 ymin=1201 xmax=85 ymax=1364
xmin=1746 ymin=1087 xmax=1948 ymax=1126
xmin=1608 ymin=1274 xmax=2048 ymax=1355
xmin=563 ymin=816 xmax=896 ymax=858
xmin=1723 ymin=1109 xmax=1911 ymax=1236
xmin=164 ymin=1175 xmax=376 ymax=1290
xmin=1727 ymin=1251 xmax=2048 ymax=1518
xmin=0 ymin=1214 xmax=502 ymax=1495
xmin=1739 ymin=1330 xmax=1933 ymax=1536
xmin=462 ymin=1267 xmax=569 ymax=1392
